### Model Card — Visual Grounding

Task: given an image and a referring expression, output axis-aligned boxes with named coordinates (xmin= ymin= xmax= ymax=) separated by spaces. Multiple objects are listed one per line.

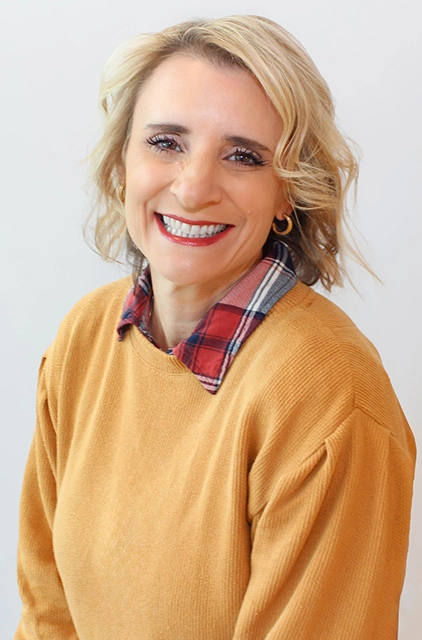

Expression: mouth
xmin=160 ymin=214 xmax=228 ymax=239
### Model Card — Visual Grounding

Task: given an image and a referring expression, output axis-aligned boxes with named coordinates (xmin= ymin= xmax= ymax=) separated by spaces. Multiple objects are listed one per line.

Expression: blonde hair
xmin=87 ymin=15 xmax=362 ymax=290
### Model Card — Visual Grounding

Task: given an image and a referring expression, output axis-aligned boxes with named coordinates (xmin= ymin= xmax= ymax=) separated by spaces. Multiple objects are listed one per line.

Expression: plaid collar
xmin=117 ymin=241 xmax=297 ymax=394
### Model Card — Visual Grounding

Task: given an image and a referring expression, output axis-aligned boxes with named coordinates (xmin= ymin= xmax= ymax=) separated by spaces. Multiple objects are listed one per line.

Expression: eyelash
xmin=146 ymin=134 xmax=182 ymax=152
xmin=145 ymin=135 xmax=266 ymax=167
xmin=229 ymin=148 xmax=266 ymax=167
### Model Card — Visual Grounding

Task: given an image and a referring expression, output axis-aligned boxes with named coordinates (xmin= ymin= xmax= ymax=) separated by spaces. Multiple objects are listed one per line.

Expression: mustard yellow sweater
xmin=15 ymin=278 xmax=415 ymax=639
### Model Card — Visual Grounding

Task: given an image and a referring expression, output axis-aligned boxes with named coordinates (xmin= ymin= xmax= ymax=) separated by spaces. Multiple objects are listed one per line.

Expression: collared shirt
xmin=117 ymin=240 xmax=297 ymax=394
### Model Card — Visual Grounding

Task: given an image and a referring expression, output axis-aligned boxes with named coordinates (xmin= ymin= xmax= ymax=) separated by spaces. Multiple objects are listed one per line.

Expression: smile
xmin=161 ymin=215 xmax=227 ymax=238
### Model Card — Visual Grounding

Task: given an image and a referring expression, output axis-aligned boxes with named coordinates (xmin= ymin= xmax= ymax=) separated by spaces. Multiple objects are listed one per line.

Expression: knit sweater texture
xmin=15 ymin=278 xmax=416 ymax=639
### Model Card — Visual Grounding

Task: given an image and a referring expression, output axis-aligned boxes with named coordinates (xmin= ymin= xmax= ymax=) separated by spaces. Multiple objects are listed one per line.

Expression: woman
xmin=15 ymin=15 xmax=415 ymax=640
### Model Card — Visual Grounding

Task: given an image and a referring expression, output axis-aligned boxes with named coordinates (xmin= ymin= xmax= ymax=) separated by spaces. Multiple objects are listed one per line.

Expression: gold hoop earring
xmin=118 ymin=184 xmax=126 ymax=204
xmin=272 ymin=216 xmax=293 ymax=236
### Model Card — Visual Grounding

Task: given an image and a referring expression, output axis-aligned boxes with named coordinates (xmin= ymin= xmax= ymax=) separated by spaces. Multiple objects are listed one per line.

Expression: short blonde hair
xmin=88 ymin=15 xmax=361 ymax=289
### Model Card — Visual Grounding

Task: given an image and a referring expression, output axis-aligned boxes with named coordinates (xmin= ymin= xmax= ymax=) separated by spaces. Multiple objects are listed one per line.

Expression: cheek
xmin=126 ymin=170 xmax=153 ymax=201
xmin=127 ymin=153 xmax=173 ymax=187
xmin=124 ymin=212 xmax=142 ymax=253
xmin=123 ymin=194 xmax=149 ymax=248
xmin=236 ymin=177 xmax=284 ymax=214
xmin=124 ymin=170 xmax=158 ymax=222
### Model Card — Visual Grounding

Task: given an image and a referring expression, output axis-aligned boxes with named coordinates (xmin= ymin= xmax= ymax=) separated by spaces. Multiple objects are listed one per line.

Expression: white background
xmin=1 ymin=0 xmax=421 ymax=637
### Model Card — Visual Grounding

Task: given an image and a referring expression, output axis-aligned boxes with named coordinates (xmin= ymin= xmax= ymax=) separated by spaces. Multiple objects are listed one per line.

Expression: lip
xmin=159 ymin=213 xmax=227 ymax=226
xmin=155 ymin=213 xmax=233 ymax=246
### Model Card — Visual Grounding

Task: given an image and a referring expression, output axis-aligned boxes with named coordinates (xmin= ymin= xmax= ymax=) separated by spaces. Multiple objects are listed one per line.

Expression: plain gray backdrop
xmin=1 ymin=0 xmax=421 ymax=637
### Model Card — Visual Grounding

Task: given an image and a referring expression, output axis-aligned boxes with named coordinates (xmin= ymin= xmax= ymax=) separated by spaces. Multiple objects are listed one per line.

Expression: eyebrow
xmin=226 ymin=135 xmax=270 ymax=153
xmin=145 ymin=123 xmax=271 ymax=153
xmin=145 ymin=123 xmax=188 ymax=135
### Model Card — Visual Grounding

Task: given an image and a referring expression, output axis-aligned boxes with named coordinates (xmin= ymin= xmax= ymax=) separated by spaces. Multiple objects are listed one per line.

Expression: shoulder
xmin=62 ymin=276 xmax=133 ymax=328
xmin=54 ymin=276 xmax=132 ymax=339
xmin=246 ymin=282 xmax=407 ymax=439
xmin=254 ymin=281 xmax=380 ymax=374
xmin=44 ymin=276 xmax=132 ymax=368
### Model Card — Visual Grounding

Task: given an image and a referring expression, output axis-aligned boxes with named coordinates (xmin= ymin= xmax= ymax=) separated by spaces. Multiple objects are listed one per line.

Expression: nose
xmin=170 ymin=155 xmax=222 ymax=211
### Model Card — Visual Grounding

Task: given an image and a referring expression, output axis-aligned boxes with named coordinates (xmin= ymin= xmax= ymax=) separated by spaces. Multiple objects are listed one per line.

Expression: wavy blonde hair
xmin=87 ymin=15 xmax=363 ymax=289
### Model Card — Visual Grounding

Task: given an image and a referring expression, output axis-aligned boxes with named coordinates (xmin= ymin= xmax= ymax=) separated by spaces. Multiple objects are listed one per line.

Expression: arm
xmin=15 ymin=355 xmax=78 ymax=639
xmin=233 ymin=409 xmax=415 ymax=640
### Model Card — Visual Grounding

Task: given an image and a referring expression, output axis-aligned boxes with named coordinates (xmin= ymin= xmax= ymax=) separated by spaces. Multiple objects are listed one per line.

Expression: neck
xmin=149 ymin=284 xmax=222 ymax=352
xmin=148 ymin=249 xmax=265 ymax=351
xmin=149 ymin=270 xmax=243 ymax=351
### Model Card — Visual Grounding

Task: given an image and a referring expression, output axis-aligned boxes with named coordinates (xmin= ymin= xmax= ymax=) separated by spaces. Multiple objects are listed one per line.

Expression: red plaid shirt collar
xmin=117 ymin=241 xmax=297 ymax=394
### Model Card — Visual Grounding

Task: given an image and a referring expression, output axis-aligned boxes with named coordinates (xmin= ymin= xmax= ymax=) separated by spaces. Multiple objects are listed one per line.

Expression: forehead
xmin=131 ymin=54 xmax=282 ymax=143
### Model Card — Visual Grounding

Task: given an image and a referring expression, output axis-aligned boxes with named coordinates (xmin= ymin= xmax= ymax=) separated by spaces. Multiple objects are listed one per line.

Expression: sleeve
xmin=14 ymin=355 xmax=79 ymax=639
xmin=233 ymin=409 xmax=416 ymax=640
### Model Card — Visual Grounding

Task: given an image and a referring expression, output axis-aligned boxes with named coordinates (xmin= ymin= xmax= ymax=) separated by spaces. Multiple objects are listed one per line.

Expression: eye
xmin=227 ymin=147 xmax=266 ymax=167
xmin=146 ymin=134 xmax=183 ymax=153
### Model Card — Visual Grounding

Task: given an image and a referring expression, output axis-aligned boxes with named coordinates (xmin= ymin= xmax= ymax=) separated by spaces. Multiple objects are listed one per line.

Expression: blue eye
xmin=146 ymin=135 xmax=182 ymax=152
xmin=229 ymin=148 xmax=265 ymax=166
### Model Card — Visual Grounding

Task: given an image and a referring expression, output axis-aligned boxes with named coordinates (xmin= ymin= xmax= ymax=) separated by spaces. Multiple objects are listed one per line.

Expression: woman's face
xmin=123 ymin=54 xmax=290 ymax=296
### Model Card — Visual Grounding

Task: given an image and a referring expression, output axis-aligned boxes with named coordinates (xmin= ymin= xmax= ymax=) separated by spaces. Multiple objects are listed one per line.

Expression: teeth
xmin=162 ymin=215 xmax=226 ymax=238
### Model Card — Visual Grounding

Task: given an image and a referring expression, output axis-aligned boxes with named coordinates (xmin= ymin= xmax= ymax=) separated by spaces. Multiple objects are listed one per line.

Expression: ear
xmin=274 ymin=201 xmax=293 ymax=221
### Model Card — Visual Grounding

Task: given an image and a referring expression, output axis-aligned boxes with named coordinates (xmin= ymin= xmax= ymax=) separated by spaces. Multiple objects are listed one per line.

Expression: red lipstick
xmin=155 ymin=214 xmax=232 ymax=246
